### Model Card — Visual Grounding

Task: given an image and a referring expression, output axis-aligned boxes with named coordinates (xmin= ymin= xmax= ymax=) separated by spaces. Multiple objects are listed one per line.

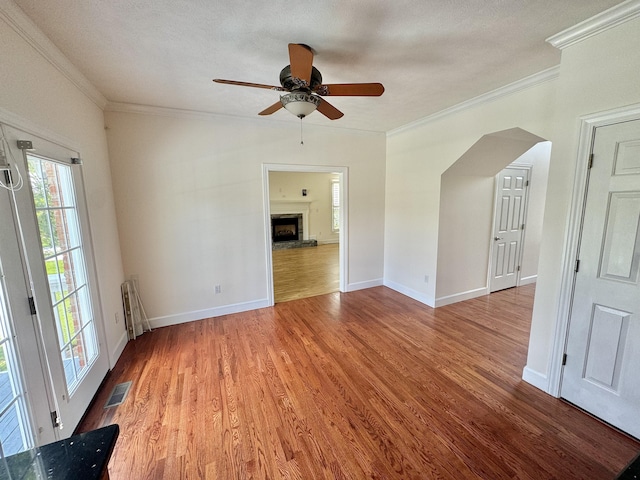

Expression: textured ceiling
xmin=13 ymin=0 xmax=623 ymax=132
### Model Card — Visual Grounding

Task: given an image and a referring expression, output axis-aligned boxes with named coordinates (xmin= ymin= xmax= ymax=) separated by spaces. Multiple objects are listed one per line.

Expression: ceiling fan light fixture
xmin=281 ymin=92 xmax=320 ymax=118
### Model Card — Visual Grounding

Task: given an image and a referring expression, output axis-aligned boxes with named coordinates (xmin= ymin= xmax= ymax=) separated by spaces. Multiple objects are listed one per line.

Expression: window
xmin=331 ymin=181 xmax=340 ymax=232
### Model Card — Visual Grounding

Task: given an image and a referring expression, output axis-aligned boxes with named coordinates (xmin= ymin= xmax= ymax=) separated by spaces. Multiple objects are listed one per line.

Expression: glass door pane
xmin=0 ymin=263 xmax=32 ymax=455
xmin=27 ymin=156 xmax=99 ymax=393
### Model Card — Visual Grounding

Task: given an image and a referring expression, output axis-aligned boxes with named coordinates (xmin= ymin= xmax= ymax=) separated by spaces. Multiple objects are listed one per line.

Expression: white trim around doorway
xmin=262 ymin=164 xmax=349 ymax=306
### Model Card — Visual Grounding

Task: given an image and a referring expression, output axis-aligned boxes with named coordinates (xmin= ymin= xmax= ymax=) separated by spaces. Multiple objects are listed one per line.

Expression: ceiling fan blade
xmin=288 ymin=44 xmax=314 ymax=87
xmin=316 ymin=98 xmax=344 ymax=120
xmin=213 ymin=79 xmax=285 ymax=91
xmin=316 ymin=83 xmax=385 ymax=96
xmin=258 ymin=101 xmax=283 ymax=116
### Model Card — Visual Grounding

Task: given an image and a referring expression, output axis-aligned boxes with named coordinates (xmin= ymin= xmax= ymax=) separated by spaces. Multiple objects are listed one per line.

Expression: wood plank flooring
xmin=78 ymin=285 xmax=639 ymax=479
xmin=272 ymin=244 xmax=339 ymax=303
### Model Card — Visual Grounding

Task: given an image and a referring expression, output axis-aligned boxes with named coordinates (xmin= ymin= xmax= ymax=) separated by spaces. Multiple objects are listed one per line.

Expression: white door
xmin=1 ymin=126 xmax=109 ymax=440
xmin=490 ymin=167 xmax=529 ymax=292
xmin=561 ymin=119 xmax=640 ymax=439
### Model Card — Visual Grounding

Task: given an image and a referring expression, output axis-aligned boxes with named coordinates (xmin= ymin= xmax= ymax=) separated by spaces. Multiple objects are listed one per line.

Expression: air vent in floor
xmin=104 ymin=381 xmax=132 ymax=408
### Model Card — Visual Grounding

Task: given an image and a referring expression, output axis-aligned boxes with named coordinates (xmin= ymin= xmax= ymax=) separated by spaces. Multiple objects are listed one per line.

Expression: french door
xmin=0 ymin=197 xmax=40 ymax=454
xmin=0 ymin=125 xmax=108 ymax=449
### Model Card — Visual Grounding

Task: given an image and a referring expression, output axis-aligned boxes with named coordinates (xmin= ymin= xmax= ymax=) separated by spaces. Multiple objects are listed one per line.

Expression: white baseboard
xmin=435 ymin=287 xmax=488 ymax=307
xmin=347 ymin=278 xmax=383 ymax=292
xmin=522 ymin=366 xmax=549 ymax=392
xmin=383 ymin=279 xmax=435 ymax=307
xmin=109 ymin=330 xmax=129 ymax=369
xmin=148 ymin=298 xmax=271 ymax=329
xmin=317 ymin=239 xmax=339 ymax=245
xmin=519 ymin=275 xmax=537 ymax=286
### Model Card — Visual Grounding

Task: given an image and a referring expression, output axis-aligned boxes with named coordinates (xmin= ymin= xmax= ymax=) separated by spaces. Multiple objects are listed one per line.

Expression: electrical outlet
xmin=215 ymin=285 xmax=221 ymax=294
xmin=115 ymin=312 xmax=120 ymax=324
xmin=424 ymin=275 xmax=429 ymax=283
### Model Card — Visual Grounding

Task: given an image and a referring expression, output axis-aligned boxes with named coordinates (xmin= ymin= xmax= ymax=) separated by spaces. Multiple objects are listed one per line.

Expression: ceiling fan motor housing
xmin=280 ymin=65 xmax=323 ymax=91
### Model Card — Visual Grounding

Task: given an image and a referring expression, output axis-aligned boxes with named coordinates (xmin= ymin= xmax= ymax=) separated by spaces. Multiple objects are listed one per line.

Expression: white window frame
xmin=331 ymin=180 xmax=340 ymax=233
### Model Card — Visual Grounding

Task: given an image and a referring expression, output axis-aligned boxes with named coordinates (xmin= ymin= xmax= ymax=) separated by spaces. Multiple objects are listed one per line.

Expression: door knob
xmin=494 ymin=236 xmax=503 ymax=241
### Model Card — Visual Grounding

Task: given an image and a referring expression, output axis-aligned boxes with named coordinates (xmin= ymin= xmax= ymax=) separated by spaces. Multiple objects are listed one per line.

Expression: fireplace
xmin=271 ymin=214 xmax=302 ymax=243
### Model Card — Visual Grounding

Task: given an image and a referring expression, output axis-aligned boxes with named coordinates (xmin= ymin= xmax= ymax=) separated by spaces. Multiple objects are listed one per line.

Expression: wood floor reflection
xmin=272 ymin=243 xmax=339 ymax=303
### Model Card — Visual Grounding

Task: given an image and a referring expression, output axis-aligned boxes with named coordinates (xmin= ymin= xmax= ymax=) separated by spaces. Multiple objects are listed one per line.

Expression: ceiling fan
xmin=213 ymin=44 xmax=384 ymax=120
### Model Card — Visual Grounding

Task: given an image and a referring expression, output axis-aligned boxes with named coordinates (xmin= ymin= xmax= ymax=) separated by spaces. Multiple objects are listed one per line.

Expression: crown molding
xmin=106 ymin=102 xmax=234 ymax=122
xmin=0 ymin=0 xmax=107 ymax=109
xmin=546 ymin=0 xmax=640 ymax=50
xmin=105 ymin=102 xmax=384 ymax=135
xmin=387 ymin=66 xmax=559 ymax=137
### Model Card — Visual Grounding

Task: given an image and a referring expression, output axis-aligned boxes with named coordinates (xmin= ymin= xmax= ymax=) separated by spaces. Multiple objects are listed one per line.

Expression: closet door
xmin=560 ymin=119 xmax=640 ymax=439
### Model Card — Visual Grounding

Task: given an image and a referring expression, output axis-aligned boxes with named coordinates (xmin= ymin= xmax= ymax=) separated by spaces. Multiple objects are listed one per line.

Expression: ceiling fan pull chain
xmin=300 ymin=117 xmax=304 ymax=145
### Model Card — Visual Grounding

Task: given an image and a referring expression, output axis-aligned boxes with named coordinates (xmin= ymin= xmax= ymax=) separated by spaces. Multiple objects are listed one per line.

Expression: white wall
xmin=384 ymin=78 xmax=556 ymax=306
xmin=0 ymin=11 xmax=126 ymax=366
xmin=105 ymin=109 xmax=385 ymax=326
xmin=269 ymin=171 xmax=339 ymax=244
xmin=436 ymin=174 xmax=495 ymax=301
xmin=526 ymin=15 xmax=640 ymax=383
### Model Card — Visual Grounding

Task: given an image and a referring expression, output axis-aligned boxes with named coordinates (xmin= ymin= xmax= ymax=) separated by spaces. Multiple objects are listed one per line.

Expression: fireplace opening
xmin=271 ymin=214 xmax=302 ymax=243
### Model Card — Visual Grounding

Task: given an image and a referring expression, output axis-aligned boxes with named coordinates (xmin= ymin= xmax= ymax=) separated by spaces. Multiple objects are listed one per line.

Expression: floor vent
xmin=104 ymin=381 xmax=132 ymax=408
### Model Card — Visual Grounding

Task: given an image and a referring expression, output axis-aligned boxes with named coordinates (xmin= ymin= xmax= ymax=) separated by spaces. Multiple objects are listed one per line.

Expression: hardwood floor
xmin=272 ymin=244 xmax=339 ymax=303
xmin=78 ymin=285 xmax=639 ymax=479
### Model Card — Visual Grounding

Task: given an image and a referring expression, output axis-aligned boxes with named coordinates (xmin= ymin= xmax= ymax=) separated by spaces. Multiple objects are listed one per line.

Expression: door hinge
xmin=575 ymin=259 xmax=580 ymax=272
xmin=50 ymin=410 xmax=61 ymax=428
xmin=562 ymin=353 xmax=567 ymax=366
xmin=28 ymin=297 xmax=36 ymax=315
xmin=521 ymin=223 xmax=525 ymax=230
xmin=588 ymin=153 xmax=594 ymax=169
xmin=16 ymin=140 xmax=33 ymax=150
xmin=517 ymin=265 xmax=521 ymax=271
xmin=525 ymin=180 xmax=530 ymax=187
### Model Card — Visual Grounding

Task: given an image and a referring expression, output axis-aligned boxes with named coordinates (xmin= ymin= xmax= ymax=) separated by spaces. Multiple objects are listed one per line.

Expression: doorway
xmin=435 ymin=130 xmax=550 ymax=306
xmin=263 ymin=165 xmax=348 ymax=305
